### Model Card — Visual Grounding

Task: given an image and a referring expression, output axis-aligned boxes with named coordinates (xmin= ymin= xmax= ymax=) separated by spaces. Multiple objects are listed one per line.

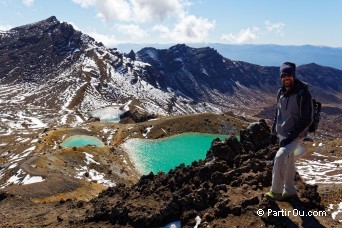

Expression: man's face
xmin=281 ymin=73 xmax=294 ymax=90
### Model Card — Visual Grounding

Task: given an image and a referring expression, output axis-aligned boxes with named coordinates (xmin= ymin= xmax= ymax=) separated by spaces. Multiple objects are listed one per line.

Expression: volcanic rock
xmin=83 ymin=120 xmax=333 ymax=227
xmin=119 ymin=108 xmax=156 ymax=124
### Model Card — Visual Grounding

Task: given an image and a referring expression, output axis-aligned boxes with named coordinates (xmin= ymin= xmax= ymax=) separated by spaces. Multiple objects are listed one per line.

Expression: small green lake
xmin=122 ymin=133 xmax=230 ymax=175
xmin=61 ymin=135 xmax=105 ymax=148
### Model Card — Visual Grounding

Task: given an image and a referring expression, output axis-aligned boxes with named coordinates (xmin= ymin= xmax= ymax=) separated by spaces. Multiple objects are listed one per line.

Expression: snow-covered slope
xmin=1 ymin=16 xmax=341 ymax=136
xmin=0 ymin=17 xmax=221 ymax=135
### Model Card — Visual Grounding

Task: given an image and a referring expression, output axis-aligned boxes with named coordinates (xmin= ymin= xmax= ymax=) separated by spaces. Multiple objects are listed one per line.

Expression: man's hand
xmin=279 ymin=137 xmax=292 ymax=147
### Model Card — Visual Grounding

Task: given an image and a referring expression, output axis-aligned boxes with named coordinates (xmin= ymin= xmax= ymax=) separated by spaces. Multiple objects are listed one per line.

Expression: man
xmin=266 ymin=62 xmax=313 ymax=201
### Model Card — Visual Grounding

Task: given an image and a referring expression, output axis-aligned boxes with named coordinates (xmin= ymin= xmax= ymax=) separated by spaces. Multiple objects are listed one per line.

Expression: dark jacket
xmin=272 ymin=79 xmax=313 ymax=141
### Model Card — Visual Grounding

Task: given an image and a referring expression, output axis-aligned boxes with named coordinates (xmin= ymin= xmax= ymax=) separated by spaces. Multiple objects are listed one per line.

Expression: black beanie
xmin=280 ymin=62 xmax=296 ymax=78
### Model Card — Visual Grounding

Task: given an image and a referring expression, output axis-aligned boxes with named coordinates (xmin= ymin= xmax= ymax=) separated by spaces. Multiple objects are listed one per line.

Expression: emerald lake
xmin=122 ymin=133 xmax=230 ymax=175
xmin=61 ymin=135 xmax=105 ymax=148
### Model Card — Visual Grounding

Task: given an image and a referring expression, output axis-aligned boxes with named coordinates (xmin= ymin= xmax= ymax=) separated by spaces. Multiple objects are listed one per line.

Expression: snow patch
xmin=83 ymin=152 xmax=100 ymax=165
xmin=75 ymin=165 xmax=115 ymax=187
xmin=296 ymin=158 xmax=342 ymax=184
xmin=21 ymin=174 xmax=45 ymax=185
xmin=82 ymin=57 xmax=100 ymax=73
xmin=0 ymin=169 xmax=43 ymax=188
xmin=8 ymin=163 xmax=18 ymax=169
xmin=194 ymin=216 xmax=201 ymax=228
xmin=142 ymin=126 xmax=153 ymax=138
xmin=23 ymin=146 xmax=36 ymax=153
xmin=328 ymin=202 xmax=342 ymax=222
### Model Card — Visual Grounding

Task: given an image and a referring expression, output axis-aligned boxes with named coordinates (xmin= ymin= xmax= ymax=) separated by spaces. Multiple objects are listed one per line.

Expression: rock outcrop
xmin=119 ymin=108 xmax=156 ymax=124
xmin=83 ymin=120 xmax=331 ymax=227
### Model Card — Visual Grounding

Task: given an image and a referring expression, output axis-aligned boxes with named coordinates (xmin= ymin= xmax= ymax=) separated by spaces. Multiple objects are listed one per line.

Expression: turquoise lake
xmin=122 ymin=133 xmax=230 ymax=175
xmin=61 ymin=135 xmax=105 ymax=148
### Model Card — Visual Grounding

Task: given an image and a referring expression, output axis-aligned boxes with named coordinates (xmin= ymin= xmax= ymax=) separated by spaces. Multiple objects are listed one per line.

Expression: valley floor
xmin=0 ymin=113 xmax=341 ymax=226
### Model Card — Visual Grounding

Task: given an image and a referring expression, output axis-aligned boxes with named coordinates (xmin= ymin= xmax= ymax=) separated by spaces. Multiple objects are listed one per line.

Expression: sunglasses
xmin=281 ymin=73 xmax=293 ymax=78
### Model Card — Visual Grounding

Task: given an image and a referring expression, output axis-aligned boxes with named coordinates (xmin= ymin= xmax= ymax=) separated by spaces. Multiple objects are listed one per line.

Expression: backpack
xmin=308 ymin=99 xmax=321 ymax=133
xmin=276 ymin=88 xmax=322 ymax=134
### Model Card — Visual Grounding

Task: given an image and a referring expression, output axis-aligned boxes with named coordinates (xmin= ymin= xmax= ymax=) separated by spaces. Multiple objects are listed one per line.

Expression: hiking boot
xmin=265 ymin=191 xmax=282 ymax=201
xmin=279 ymin=193 xmax=298 ymax=201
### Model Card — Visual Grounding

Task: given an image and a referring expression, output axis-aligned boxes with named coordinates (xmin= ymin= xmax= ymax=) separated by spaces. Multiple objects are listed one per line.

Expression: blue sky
xmin=1 ymin=0 xmax=341 ymax=48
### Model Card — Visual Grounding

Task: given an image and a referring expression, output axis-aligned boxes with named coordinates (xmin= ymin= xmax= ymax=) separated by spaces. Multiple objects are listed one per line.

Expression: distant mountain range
xmin=117 ymin=43 xmax=342 ymax=70
xmin=133 ymin=44 xmax=341 ymax=107
xmin=0 ymin=16 xmax=341 ymax=132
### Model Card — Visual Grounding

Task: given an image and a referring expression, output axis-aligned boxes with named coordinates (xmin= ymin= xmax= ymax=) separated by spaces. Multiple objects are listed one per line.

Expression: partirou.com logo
xmin=256 ymin=208 xmax=327 ymax=217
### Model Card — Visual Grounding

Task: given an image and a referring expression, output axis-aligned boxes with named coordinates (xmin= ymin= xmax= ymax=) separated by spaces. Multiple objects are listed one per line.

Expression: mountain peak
xmin=169 ymin=43 xmax=189 ymax=50
xmin=0 ymin=15 xmax=86 ymax=84
xmin=10 ymin=16 xmax=61 ymax=32
xmin=46 ymin=15 xmax=58 ymax=22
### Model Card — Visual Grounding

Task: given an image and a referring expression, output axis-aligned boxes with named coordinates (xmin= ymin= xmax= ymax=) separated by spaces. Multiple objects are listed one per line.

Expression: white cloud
xmin=96 ymin=0 xmax=132 ymax=22
xmin=22 ymin=0 xmax=34 ymax=7
xmin=221 ymin=27 xmax=260 ymax=44
xmin=74 ymin=0 xmax=132 ymax=22
xmin=115 ymin=24 xmax=147 ymax=40
xmin=131 ymin=0 xmax=184 ymax=23
xmin=0 ymin=24 xmax=12 ymax=31
xmin=73 ymin=0 xmax=185 ymax=22
xmin=67 ymin=22 xmax=81 ymax=31
xmin=72 ymin=0 xmax=96 ymax=8
xmin=265 ymin=20 xmax=285 ymax=35
xmin=152 ymin=24 xmax=170 ymax=34
xmin=73 ymin=0 xmax=214 ymax=43
xmin=87 ymin=31 xmax=119 ymax=47
xmin=153 ymin=15 xmax=215 ymax=42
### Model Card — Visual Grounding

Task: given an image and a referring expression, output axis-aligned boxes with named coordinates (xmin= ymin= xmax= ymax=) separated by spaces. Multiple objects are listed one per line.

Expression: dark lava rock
xmin=240 ymin=119 xmax=271 ymax=152
xmin=0 ymin=192 xmax=13 ymax=201
xmin=119 ymin=108 xmax=156 ymax=124
xmin=207 ymin=136 xmax=243 ymax=166
xmin=87 ymin=117 xmax=101 ymax=123
xmin=82 ymin=120 xmax=330 ymax=227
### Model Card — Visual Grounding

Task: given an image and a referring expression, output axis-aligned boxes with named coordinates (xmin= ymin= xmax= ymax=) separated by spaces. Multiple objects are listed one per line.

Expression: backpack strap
xmin=296 ymin=89 xmax=302 ymax=108
xmin=272 ymin=88 xmax=282 ymax=135
xmin=276 ymin=88 xmax=282 ymax=102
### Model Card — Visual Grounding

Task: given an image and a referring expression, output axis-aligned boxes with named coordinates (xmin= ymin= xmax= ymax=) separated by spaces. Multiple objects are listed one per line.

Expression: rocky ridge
xmin=0 ymin=17 xmax=220 ymax=135
xmin=81 ymin=120 xmax=337 ymax=227
xmin=136 ymin=44 xmax=342 ymax=109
